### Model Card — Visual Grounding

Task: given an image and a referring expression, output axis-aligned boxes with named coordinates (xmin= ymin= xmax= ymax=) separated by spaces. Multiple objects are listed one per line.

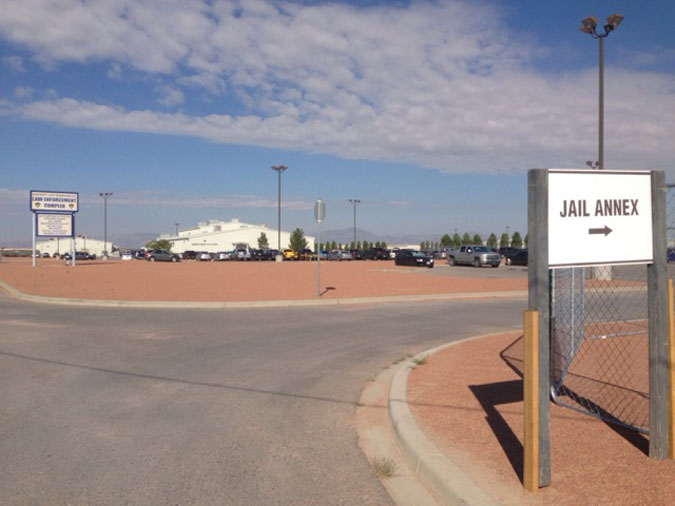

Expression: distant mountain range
xmin=319 ymin=227 xmax=444 ymax=247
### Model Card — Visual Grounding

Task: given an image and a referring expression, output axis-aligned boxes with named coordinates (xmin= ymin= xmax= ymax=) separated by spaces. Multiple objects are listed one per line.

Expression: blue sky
xmin=1 ymin=0 xmax=674 ymax=247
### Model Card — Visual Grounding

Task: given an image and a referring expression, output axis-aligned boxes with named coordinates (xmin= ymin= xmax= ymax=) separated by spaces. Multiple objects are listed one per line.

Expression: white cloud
xmin=155 ymin=84 xmax=185 ymax=107
xmin=14 ymin=86 xmax=33 ymax=98
xmin=75 ymin=189 xmax=312 ymax=211
xmin=107 ymin=62 xmax=123 ymax=80
xmin=3 ymin=55 xmax=24 ymax=72
xmin=0 ymin=188 xmax=28 ymax=207
xmin=0 ymin=0 xmax=673 ymax=173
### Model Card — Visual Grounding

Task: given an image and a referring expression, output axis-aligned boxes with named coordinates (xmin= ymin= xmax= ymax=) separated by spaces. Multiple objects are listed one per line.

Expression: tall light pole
xmin=175 ymin=223 xmax=179 ymax=236
xmin=579 ymin=14 xmax=624 ymax=170
xmin=99 ymin=192 xmax=113 ymax=258
xmin=270 ymin=165 xmax=288 ymax=251
xmin=349 ymin=199 xmax=360 ymax=246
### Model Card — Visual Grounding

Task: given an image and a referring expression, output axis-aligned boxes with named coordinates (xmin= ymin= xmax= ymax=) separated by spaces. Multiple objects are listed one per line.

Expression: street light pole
xmin=349 ymin=199 xmax=360 ymax=246
xmin=579 ymin=14 xmax=624 ymax=170
xmin=175 ymin=223 xmax=179 ymax=236
xmin=99 ymin=192 xmax=113 ymax=258
xmin=270 ymin=165 xmax=288 ymax=252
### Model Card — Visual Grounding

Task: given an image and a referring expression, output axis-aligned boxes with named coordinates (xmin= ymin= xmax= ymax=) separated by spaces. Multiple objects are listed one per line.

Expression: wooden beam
xmin=524 ymin=309 xmax=539 ymax=492
xmin=669 ymin=279 xmax=675 ymax=459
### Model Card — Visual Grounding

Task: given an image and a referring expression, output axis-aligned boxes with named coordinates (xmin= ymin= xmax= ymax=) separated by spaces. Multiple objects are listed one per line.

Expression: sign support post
xmin=527 ymin=169 xmax=551 ymax=487
xmin=648 ymin=170 xmax=668 ymax=459
xmin=314 ymin=199 xmax=326 ymax=298
xmin=32 ymin=214 xmax=37 ymax=267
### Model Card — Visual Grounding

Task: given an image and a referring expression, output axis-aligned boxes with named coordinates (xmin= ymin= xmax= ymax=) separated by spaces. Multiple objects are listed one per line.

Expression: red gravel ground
xmin=407 ymin=332 xmax=675 ymax=506
xmin=0 ymin=257 xmax=526 ymax=301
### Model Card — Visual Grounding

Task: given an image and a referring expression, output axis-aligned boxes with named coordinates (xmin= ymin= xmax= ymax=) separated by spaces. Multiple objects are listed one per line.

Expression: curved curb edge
xmin=0 ymin=278 xmax=527 ymax=309
xmin=388 ymin=335 xmax=504 ymax=506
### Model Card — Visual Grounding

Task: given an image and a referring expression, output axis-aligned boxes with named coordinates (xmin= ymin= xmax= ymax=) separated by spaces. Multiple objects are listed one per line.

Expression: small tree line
xmin=317 ymin=239 xmax=388 ymax=251
xmin=423 ymin=231 xmax=527 ymax=251
xmin=149 ymin=228 xmax=526 ymax=254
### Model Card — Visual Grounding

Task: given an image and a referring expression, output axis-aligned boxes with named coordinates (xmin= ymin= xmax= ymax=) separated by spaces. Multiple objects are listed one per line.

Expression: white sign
xmin=30 ymin=190 xmax=79 ymax=212
xmin=548 ymin=170 xmax=653 ymax=268
xmin=36 ymin=213 xmax=74 ymax=237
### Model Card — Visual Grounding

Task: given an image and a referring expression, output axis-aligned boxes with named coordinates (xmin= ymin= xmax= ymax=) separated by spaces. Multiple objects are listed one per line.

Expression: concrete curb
xmin=388 ymin=336 xmax=503 ymax=506
xmin=0 ymin=279 xmax=527 ymax=309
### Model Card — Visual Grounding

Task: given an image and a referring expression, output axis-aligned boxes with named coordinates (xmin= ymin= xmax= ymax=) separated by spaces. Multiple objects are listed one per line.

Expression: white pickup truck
xmin=447 ymin=245 xmax=500 ymax=268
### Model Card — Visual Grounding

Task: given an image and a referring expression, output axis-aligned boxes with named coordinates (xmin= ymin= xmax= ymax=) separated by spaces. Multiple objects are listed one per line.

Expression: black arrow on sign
xmin=588 ymin=225 xmax=612 ymax=236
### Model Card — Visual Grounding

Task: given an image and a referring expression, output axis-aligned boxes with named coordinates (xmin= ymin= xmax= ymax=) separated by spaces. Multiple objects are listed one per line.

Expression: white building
xmin=160 ymin=219 xmax=315 ymax=253
xmin=36 ymin=236 xmax=113 ymax=257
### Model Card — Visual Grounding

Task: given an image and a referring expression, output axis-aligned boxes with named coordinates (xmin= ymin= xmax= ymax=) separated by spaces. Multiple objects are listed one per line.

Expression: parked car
xmin=388 ymin=248 xmax=400 ymax=259
xmin=363 ymin=247 xmax=389 ymax=260
xmin=214 ymin=251 xmax=233 ymax=261
xmin=196 ymin=251 xmax=213 ymax=261
xmin=249 ymin=249 xmax=264 ymax=261
xmin=297 ymin=248 xmax=317 ymax=261
xmin=282 ymin=249 xmax=298 ymax=260
xmin=42 ymin=252 xmax=50 ymax=258
xmin=668 ymin=248 xmax=675 ymax=263
xmin=234 ymin=248 xmax=251 ymax=261
xmin=504 ymin=249 xmax=528 ymax=266
xmin=349 ymin=249 xmax=363 ymax=260
xmin=498 ymin=247 xmax=522 ymax=258
xmin=121 ymin=251 xmax=133 ymax=261
xmin=62 ymin=251 xmax=95 ymax=261
xmin=447 ymin=245 xmax=500 ymax=268
xmin=182 ymin=250 xmax=197 ymax=260
xmin=327 ymin=250 xmax=353 ymax=261
xmin=394 ymin=249 xmax=434 ymax=268
xmin=147 ymin=249 xmax=180 ymax=262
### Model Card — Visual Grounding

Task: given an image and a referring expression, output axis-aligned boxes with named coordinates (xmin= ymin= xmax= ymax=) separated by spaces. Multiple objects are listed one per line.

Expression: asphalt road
xmin=0 ymin=293 xmax=526 ymax=506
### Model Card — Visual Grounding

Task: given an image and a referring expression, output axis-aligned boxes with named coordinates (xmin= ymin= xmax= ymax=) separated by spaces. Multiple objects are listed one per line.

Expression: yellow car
xmin=282 ymin=249 xmax=298 ymax=260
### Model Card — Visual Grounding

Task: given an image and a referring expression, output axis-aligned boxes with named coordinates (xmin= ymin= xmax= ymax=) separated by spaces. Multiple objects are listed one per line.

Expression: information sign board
xmin=36 ymin=213 xmax=74 ymax=237
xmin=548 ymin=170 xmax=653 ymax=268
xmin=30 ymin=191 xmax=79 ymax=212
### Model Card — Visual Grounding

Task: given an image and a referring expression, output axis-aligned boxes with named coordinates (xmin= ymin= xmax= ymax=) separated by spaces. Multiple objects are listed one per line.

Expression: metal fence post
xmin=527 ymin=169 xmax=551 ymax=486
xmin=649 ymin=170 xmax=669 ymax=459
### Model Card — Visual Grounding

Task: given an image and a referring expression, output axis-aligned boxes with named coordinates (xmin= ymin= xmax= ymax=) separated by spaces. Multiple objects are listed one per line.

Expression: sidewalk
xmin=397 ymin=332 xmax=675 ymax=506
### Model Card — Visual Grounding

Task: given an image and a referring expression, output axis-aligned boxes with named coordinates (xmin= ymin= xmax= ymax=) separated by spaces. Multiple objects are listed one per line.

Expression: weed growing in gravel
xmin=412 ymin=356 xmax=427 ymax=366
xmin=372 ymin=457 xmax=397 ymax=479
xmin=392 ymin=353 xmax=413 ymax=366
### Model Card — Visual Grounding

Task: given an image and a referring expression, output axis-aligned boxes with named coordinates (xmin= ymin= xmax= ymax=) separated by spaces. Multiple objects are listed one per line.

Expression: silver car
xmin=327 ymin=250 xmax=353 ymax=261
xmin=196 ymin=251 xmax=213 ymax=261
xmin=215 ymin=251 xmax=233 ymax=261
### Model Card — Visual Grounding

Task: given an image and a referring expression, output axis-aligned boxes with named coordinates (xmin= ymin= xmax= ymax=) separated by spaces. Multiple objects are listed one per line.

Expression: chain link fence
xmin=541 ymin=184 xmax=675 ymax=434
xmin=668 ymin=184 xmax=675 ymax=275
xmin=550 ymin=265 xmax=649 ymax=432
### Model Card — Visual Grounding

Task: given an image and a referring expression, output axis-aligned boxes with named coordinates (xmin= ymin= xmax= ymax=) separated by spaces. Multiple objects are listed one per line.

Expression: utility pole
xmin=99 ymin=192 xmax=113 ymax=258
xmin=270 ymin=165 xmax=288 ymax=252
xmin=349 ymin=199 xmax=361 ymax=246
